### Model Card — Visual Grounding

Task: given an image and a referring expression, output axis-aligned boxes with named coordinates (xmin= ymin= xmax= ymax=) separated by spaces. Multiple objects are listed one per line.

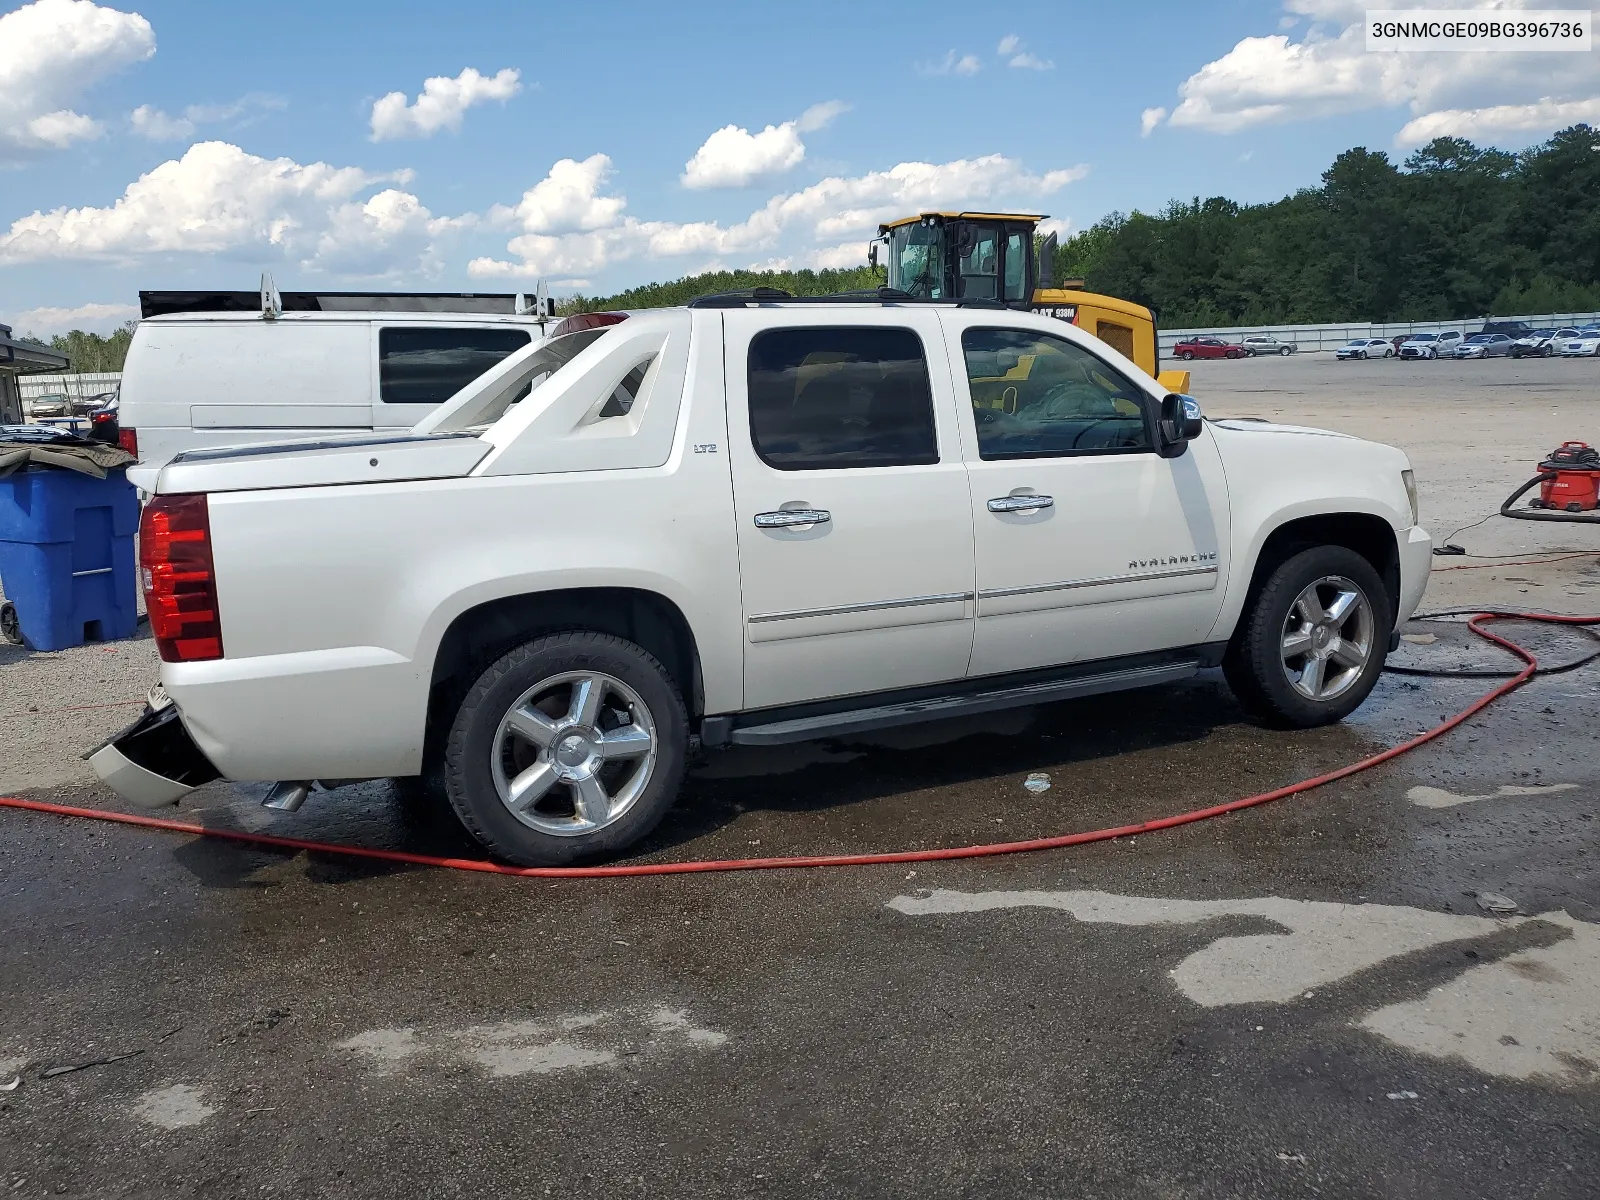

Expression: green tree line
xmin=567 ymin=125 xmax=1600 ymax=328
xmin=16 ymin=321 xmax=137 ymax=372
xmin=1057 ymin=125 xmax=1600 ymax=327
xmin=558 ymin=265 xmax=885 ymax=315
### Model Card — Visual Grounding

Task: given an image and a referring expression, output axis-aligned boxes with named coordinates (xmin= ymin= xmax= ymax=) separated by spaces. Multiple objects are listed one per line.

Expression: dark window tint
xmin=598 ymin=358 xmax=653 ymax=418
xmin=748 ymin=327 xmax=938 ymax=470
xmin=962 ymin=328 xmax=1152 ymax=460
xmin=379 ymin=327 xmax=532 ymax=405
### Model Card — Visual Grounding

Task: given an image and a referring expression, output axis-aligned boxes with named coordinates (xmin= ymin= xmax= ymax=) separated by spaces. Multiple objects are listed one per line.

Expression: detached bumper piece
xmin=85 ymin=704 xmax=220 ymax=809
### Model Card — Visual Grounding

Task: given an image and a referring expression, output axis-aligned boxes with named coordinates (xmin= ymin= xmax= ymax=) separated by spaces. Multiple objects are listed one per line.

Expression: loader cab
xmin=873 ymin=211 xmax=1168 ymax=382
xmin=879 ymin=213 xmax=1040 ymax=307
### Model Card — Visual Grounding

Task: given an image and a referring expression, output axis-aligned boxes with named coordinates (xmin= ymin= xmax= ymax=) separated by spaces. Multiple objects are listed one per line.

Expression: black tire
xmin=443 ymin=630 xmax=688 ymax=866
xmin=1279 ymin=347 xmax=1290 ymax=356
xmin=1178 ymin=350 xmax=1194 ymax=361
xmin=1223 ymin=545 xmax=1392 ymax=729
xmin=0 ymin=602 xmax=20 ymax=646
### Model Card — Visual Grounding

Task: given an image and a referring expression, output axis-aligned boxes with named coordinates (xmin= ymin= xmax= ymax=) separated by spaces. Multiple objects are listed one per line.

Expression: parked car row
xmin=1176 ymin=319 xmax=1600 ymax=364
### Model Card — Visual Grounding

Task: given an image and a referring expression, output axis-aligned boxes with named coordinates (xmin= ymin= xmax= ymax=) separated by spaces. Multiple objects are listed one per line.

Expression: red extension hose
xmin=2 ymin=610 xmax=1596 ymax=879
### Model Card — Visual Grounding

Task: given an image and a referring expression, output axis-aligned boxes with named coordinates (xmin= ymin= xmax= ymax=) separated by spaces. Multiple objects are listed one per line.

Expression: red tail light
xmin=548 ymin=311 xmax=627 ymax=339
xmin=140 ymin=494 xmax=223 ymax=662
xmin=118 ymin=427 xmax=138 ymax=457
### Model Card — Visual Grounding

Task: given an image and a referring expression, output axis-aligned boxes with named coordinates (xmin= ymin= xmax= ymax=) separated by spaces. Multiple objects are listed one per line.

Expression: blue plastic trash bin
xmin=0 ymin=466 xmax=140 ymax=651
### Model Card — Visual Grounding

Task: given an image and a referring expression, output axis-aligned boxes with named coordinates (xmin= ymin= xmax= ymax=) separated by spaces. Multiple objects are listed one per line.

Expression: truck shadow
xmin=636 ymin=674 xmax=1379 ymax=860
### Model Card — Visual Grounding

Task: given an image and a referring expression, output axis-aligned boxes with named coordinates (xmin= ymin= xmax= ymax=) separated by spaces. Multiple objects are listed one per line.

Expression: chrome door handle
xmin=987 ymin=494 xmax=1054 ymax=513
xmin=754 ymin=508 xmax=831 ymax=528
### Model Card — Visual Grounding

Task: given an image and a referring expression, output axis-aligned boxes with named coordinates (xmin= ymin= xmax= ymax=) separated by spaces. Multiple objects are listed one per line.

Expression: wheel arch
xmin=1223 ymin=511 xmax=1402 ymax=647
xmin=421 ymin=587 xmax=705 ymax=770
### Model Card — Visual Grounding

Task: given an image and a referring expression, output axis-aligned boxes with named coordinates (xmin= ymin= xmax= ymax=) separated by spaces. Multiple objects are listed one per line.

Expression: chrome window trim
xmin=979 ymin=564 xmax=1217 ymax=601
xmin=748 ymin=590 xmax=973 ymax=625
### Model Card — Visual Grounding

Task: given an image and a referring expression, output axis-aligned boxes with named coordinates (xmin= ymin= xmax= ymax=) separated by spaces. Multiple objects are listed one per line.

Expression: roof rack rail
xmin=687 ymin=286 xmax=1007 ymax=309
xmin=139 ymin=290 xmax=524 ymax=319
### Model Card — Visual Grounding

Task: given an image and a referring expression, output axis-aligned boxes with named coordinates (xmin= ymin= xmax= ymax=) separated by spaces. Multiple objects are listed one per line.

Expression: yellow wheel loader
xmin=871 ymin=212 xmax=1189 ymax=393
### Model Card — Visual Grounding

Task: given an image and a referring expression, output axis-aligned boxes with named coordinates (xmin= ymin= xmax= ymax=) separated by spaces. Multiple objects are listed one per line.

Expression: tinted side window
xmin=961 ymin=328 xmax=1152 ymax=460
xmin=748 ymin=327 xmax=938 ymax=470
xmin=379 ymin=327 xmax=532 ymax=405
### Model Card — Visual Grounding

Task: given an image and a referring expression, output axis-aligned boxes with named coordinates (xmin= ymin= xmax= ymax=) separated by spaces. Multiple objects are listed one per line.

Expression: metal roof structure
xmin=0 ymin=324 xmax=72 ymax=424
xmin=0 ymin=324 xmax=70 ymax=375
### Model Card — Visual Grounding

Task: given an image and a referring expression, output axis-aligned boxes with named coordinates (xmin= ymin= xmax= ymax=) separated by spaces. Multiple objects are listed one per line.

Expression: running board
xmin=727 ymin=660 xmax=1201 ymax=747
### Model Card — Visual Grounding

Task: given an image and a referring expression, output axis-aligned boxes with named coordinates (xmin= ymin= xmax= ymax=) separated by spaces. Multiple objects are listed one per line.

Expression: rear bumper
xmin=86 ymin=704 xmax=221 ymax=809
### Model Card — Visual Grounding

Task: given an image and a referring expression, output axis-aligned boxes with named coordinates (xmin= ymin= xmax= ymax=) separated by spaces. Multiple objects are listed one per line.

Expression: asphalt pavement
xmin=2 ymin=354 xmax=1598 ymax=1198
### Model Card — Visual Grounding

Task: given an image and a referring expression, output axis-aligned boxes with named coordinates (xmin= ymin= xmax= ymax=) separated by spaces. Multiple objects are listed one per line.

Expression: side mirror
xmin=868 ymin=242 xmax=879 ymax=270
xmin=1158 ymin=393 xmax=1204 ymax=456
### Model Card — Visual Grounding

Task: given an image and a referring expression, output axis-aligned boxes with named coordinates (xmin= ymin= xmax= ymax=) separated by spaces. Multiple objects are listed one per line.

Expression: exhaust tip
xmin=262 ymin=781 xmax=312 ymax=812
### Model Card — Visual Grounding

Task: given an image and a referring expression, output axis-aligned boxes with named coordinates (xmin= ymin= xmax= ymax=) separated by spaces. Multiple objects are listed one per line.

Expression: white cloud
xmin=680 ymin=100 xmax=847 ymax=190
xmin=491 ymin=153 xmax=627 ymax=233
xmin=682 ymin=122 xmax=806 ymax=190
xmin=131 ymin=93 xmax=288 ymax=141
xmin=0 ymin=301 xmax=138 ymax=336
xmin=1396 ymin=96 xmax=1600 ymax=146
xmin=796 ymin=100 xmax=850 ymax=133
xmin=0 ymin=0 xmax=156 ymax=164
xmin=0 ymin=141 xmax=456 ymax=276
xmin=918 ymin=50 xmax=981 ymax=76
xmin=130 ymin=104 xmax=193 ymax=141
xmin=998 ymin=34 xmax=1053 ymax=70
xmin=1164 ymin=0 xmax=1599 ymax=141
xmin=472 ymin=152 xmax=1088 ymax=279
xmin=1140 ymin=106 xmax=1167 ymax=137
xmin=369 ymin=67 xmax=522 ymax=141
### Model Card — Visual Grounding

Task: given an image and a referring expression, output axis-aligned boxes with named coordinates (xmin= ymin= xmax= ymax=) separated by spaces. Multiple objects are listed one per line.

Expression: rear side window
xmin=747 ymin=327 xmax=938 ymax=470
xmin=379 ymin=327 xmax=532 ymax=405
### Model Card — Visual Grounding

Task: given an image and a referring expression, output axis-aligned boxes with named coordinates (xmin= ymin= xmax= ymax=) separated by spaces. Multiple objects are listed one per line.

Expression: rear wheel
xmin=1179 ymin=350 xmax=1194 ymax=361
xmin=1279 ymin=347 xmax=1290 ymax=356
xmin=1224 ymin=546 xmax=1392 ymax=728
xmin=443 ymin=631 xmax=688 ymax=866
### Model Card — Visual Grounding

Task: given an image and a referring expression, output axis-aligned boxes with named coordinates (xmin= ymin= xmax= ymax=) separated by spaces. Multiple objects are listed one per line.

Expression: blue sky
xmin=2 ymin=0 xmax=1596 ymax=335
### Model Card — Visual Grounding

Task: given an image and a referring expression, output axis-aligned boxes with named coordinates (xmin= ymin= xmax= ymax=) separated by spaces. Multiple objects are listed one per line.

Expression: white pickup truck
xmin=91 ymin=294 xmax=1432 ymax=865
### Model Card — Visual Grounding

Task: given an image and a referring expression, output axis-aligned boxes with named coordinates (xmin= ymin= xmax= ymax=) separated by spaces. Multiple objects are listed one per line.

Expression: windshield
xmin=1529 ymin=330 xmax=1554 ymax=338
xmin=885 ymin=222 xmax=946 ymax=299
xmin=1409 ymin=334 xmax=1436 ymax=342
xmin=1465 ymin=335 xmax=1491 ymax=343
xmin=1345 ymin=340 xmax=1366 ymax=347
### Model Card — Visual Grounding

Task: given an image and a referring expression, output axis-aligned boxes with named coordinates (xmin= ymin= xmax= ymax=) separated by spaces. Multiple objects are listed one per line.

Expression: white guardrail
xmin=18 ymin=372 xmax=122 ymax=403
xmin=1159 ymin=311 xmax=1600 ymax=355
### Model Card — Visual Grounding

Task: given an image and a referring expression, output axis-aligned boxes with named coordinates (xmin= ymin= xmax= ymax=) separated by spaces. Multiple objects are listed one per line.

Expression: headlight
xmin=1401 ymin=469 xmax=1419 ymax=525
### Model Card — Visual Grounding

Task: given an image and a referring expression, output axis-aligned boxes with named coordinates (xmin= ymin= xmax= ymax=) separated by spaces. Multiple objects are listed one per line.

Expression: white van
xmin=120 ymin=289 xmax=556 ymax=489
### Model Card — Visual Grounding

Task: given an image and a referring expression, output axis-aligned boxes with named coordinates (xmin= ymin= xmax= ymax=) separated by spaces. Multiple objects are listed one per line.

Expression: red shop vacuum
xmin=1501 ymin=441 xmax=1600 ymax=523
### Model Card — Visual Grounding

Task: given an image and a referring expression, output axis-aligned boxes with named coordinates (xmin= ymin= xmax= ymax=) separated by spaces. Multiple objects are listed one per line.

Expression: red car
xmin=1172 ymin=336 xmax=1245 ymax=360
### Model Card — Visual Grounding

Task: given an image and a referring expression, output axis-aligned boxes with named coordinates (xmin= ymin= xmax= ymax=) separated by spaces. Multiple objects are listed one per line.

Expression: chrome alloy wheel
xmin=490 ymin=671 xmax=658 ymax=836
xmin=1279 ymin=575 xmax=1375 ymax=701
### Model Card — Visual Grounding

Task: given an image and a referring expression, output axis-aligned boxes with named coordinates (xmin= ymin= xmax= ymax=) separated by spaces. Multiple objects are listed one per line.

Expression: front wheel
xmin=1223 ymin=546 xmax=1392 ymax=728
xmin=443 ymin=631 xmax=688 ymax=865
